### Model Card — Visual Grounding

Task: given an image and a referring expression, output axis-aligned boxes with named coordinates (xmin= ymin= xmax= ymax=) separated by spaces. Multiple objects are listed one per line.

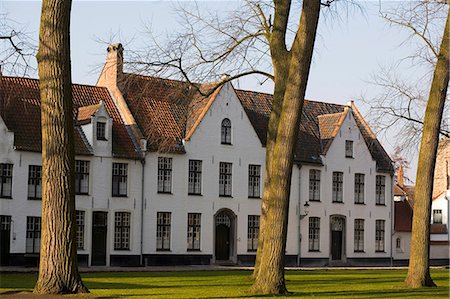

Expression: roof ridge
xmin=2 ymin=75 xmax=111 ymax=91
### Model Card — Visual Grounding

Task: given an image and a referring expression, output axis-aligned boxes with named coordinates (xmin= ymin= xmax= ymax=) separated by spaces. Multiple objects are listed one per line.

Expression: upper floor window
xmin=354 ymin=173 xmax=365 ymax=204
xmin=114 ymin=212 xmax=131 ymax=250
xmin=75 ymin=160 xmax=89 ymax=195
xmin=76 ymin=210 xmax=85 ymax=250
xmin=221 ymin=118 xmax=231 ymax=145
xmin=219 ymin=162 xmax=232 ymax=197
xmin=112 ymin=163 xmax=127 ymax=197
xmin=433 ymin=209 xmax=443 ymax=224
xmin=345 ymin=140 xmax=353 ymax=158
xmin=188 ymin=160 xmax=202 ymax=195
xmin=158 ymin=157 xmax=172 ymax=194
xmin=96 ymin=121 xmax=106 ymax=140
xmin=332 ymin=172 xmax=343 ymax=203
xmin=247 ymin=215 xmax=260 ymax=252
xmin=28 ymin=165 xmax=42 ymax=200
xmin=0 ymin=163 xmax=13 ymax=198
xmin=309 ymin=169 xmax=321 ymax=201
xmin=187 ymin=213 xmax=201 ymax=251
xmin=26 ymin=216 xmax=41 ymax=253
xmin=376 ymin=175 xmax=386 ymax=205
xmin=248 ymin=165 xmax=261 ymax=198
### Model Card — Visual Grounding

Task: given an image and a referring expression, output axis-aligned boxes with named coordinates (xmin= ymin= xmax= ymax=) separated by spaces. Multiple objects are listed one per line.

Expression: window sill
xmin=375 ymin=250 xmax=386 ymax=253
xmin=219 ymin=195 xmax=233 ymax=198
xmin=345 ymin=156 xmax=354 ymax=159
xmin=111 ymin=195 xmax=128 ymax=198
xmin=156 ymin=249 xmax=171 ymax=252
xmin=375 ymin=204 xmax=386 ymax=206
xmin=354 ymin=202 xmax=365 ymax=205
xmin=354 ymin=250 xmax=365 ymax=253
xmin=248 ymin=196 xmax=261 ymax=199
xmin=309 ymin=199 xmax=321 ymax=202
xmin=308 ymin=250 xmax=321 ymax=252
xmin=247 ymin=249 xmax=257 ymax=253
xmin=28 ymin=198 xmax=42 ymax=201
xmin=221 ymin=142 xmax=232 ymax=145
xmin=114 ymin=248 xmax=130 ymax=251
xmin=0 ymin=196 xmax=12 ymax=199
xmin=332 ymin=201 xmax=344 ymax=204
xmin=188 ymin=193 xmax=202 ymax=196
xmin=76 ymin=193 xmax=89 ymax=196
xmin=157 ymin=191 xmax=172 ymax=195
xmin=97 ymin=137 xmax=108 ymax=141
xmin=187 ymin=249 xmax=201 ymax=252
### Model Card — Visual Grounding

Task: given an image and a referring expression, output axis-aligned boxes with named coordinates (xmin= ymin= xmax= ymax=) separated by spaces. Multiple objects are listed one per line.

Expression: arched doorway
xmin=214 ymin=209 xmax=236 ymax=262
xmin=330 ymin=215 xmax=346 ymax=262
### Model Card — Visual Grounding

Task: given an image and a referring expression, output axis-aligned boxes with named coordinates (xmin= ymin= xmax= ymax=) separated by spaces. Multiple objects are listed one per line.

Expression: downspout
xmin=297 ymin=163 xmax=302 ymax=267
xmin=390 ymin=173 xmax=394 ymax=267
xmin=140 ymin=155 xmax=146 ymax=266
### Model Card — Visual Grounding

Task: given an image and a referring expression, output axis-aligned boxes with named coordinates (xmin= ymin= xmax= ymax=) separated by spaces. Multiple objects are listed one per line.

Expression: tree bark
xmin=34 ymin=0 xmax=89 ymax=294
xmin=404 ymin=5 xmax=449 ymax=289
xmin=251 ymin=0 xmax=321 ymax=294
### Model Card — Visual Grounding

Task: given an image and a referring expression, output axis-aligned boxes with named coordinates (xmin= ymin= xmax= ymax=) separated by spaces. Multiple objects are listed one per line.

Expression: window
xmin=354 ymin=173 xmax=365 ymax=204
xmin=396 ymin=238 xmax=401 ymax=249
xmin=332 ymin=172 xmax=343 ymax=203
xmin=0 ymin=164 xmax=12 ymax=198
xmin=247 ymin=215 xmax=260 ymax=252
xmin=376 ymin=175 xmax=386 ymax=205
xmin=156 ymin=212 xmax=171 ymax=251
xmin=221 ymin=118 xmax=231 ymax=144
xmin=112 ymin=163 xmax=127 ymax=197
xmin=354 ymin=219 xmax=364 ymax=252
xmin=28 ymin=165 xmax=42 ymax=200
xmin=308 ymin=217 xmax=320 ymax=251
xmin=158 ymin=157 xmax=172 ymax=193
xmin=433 ymin=210 xmax=443 ymax=224
xmin=96 ymin=121 xmax=106 ymax=140
xmin=26 ymin=216 xmax=41 ymax=253
xmin=188 ymin=160 xmax=202 ymax=195
xmin=187 ymin=213 xmax=201 ymax=251
xmin=76 ymin=210 xmax=85 ymax=250
xmin=345 ymin=140 xmax=353 ymax=158
xmin=375 ymin=220 xmax=385 ymax=252
xmin=309 ymin=169 xmax=321 ymax=201
xmin=219 ymin=162 xmax=232 ymax=197
xmin=75 ymin=160 xmax=89 ymax=195
xmin=114 ymin=212 xmax=130 ymax=250
xmin=248 ymin=165 xmax=261 ymax=198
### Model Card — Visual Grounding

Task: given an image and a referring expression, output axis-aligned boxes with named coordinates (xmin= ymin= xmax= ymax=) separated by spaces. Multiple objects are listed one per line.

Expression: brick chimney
xmin=97 ymin=43 xmax=124 ymax=89
xmin=397 ymin=164 xmax=405 ymax=187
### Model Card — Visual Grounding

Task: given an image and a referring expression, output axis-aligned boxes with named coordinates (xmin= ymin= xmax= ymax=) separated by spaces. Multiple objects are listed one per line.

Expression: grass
xmin=0 ymin=269 xmax=449 ymax=298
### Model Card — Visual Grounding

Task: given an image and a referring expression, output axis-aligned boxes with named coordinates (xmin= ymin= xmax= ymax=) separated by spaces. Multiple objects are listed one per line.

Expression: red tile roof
xmin=119 ymin=74 xmax=392 ymax=172
xmin=77 ymin=103 xmax=101 ymax=125
xmin=0 ymin=76 xmax=139 ymax=159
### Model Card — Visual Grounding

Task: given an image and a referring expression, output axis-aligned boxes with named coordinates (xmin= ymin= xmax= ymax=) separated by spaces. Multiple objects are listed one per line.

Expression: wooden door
xmin=91 ymin=212 xmax=107 ymax=266
xmin=0 ymin=216 xmax=11 ymax=266
xmin=215 ymin=224 xmax=230 ymax=260
xmin=331 ymin=231 xmax=342 ymax=260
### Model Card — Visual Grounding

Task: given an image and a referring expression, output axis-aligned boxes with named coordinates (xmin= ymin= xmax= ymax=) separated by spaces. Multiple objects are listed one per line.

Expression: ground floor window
xmin=187 ymin=213 xmax=201 ymax=251
xmin=354 ymin=219 xmax=364 ymax=252
xmin=247 ymin=215 xmax=260 ymax=252
xmin=157 ymin=212 xmax=171 ymax=251
xmin=26 ymin=216 xmax=41 ymax=253
xmin=76 ymin=210 xmax=85 ymax=250
xmin=375 ymin=220 xmax=385 ymax=252
xmin=114 ymin=212 xmax=130 ymax=250
xmin=308 ymin=217 xmax=320 ymax=251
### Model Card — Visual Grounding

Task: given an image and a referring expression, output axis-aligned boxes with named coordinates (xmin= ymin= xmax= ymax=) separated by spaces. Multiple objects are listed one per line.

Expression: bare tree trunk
xmin=34 ymin=0 xmax=88 ymax=294
xmin=404 ymin=5 xmax=449 ymax=289
xmin=251 ymin=0 xmax=321 ymax=294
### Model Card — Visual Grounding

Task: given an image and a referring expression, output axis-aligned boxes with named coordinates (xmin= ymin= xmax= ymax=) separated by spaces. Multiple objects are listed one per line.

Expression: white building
xmin=0 ymin=43 xmax=399 ymax=267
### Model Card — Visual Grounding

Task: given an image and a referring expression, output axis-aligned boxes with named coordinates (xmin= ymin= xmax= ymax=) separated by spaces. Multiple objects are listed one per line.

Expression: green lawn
xmin=0 ymin=269 xmax=449 ymax=298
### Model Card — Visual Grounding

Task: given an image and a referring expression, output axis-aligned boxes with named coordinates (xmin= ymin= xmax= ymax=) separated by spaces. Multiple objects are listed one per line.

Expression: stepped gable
xmin=0 ymin=76 xmax=139 ymax=159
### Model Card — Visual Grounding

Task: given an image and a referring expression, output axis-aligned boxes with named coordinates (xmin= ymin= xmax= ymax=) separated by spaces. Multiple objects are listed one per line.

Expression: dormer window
xmin=97 ymin=121 xmax=106 ymax=140
xmin=221 ymin=118 xmax=231 ymax=145
xmin=345 ymin=140 xmax=353 ymax=158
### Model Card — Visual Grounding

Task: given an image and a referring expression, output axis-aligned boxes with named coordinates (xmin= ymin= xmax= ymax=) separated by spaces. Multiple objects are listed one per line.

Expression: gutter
xmin=297 ymin=164 xmax=302 ymax=266
xmin=390 ymin=174 xmax=394 ymax=267
xmin=140 ymin=156 xmax=145 ymax=266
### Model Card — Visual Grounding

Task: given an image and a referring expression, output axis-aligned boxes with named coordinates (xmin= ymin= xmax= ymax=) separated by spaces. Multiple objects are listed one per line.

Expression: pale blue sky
xmin=1 ymin=1 xmax=425 ymax=179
